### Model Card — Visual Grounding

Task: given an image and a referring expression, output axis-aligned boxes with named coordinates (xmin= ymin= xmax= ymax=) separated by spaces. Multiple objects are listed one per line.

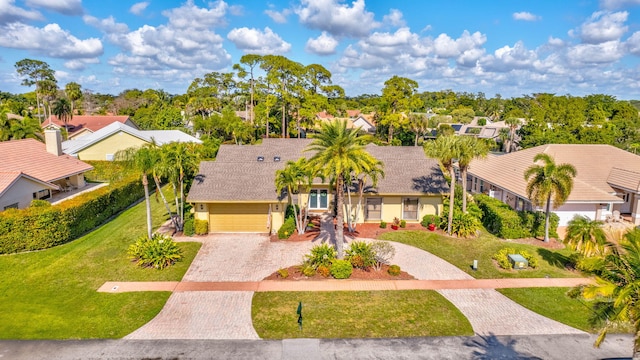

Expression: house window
xmin=403 ymin=198 xmax=419 ymax=220
xmin=365 ymin=198 xmax=382 ymax=220
xmin=479 ymin=180 xmax=485 ymax=193
xmin=309 ymin=189 xmax=328 ymax=209
xmin=3 ymin=203 xmax=18 ymax=210
xmin=105 ymin=153 xmax=114 ymax=161
xmin=32 ymin=189 xmax=51 ymax=200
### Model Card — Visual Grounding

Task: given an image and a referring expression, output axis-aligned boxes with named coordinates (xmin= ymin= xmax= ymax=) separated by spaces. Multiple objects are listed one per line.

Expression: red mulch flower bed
xmin=264 ymin=264 xmax=415 ymax=281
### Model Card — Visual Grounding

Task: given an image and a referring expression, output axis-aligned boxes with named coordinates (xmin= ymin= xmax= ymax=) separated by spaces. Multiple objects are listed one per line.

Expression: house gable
xmin=77 ymin=131 xmax=149 ymax=161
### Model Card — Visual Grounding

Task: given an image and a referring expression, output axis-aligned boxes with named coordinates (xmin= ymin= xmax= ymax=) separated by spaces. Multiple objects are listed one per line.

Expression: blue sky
xmin=1 ymin=0 xmax=640 ymax=99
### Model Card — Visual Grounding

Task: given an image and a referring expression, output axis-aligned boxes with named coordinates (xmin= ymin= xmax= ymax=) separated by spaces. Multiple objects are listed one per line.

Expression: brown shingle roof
xmin=468 ymin=144 xmax=640 ymax=203
xmin=42 ymin=115 xmax=133 ymax=135
xmin=0 ymin=139 xmax=93 ymax=183
xmin=187 ymin=139 xmax=448 ymax=202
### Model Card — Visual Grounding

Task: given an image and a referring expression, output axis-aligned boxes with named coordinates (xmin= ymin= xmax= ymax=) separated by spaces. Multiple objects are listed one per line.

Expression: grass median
xmin=252 ymin=290 xmax=473 ymax=339
xmin=0 ymin=188 xmax=200 ymax=339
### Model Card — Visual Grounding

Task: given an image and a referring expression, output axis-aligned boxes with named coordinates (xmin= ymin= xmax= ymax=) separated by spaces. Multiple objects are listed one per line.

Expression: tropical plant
xmin=307 ymin=120 xmax=380 ymax=258
xmin=275 ymin=157 xmax=314 ymax=235
xmin=127 ymin=233 xmax=183 ymax=269
xmin=564 ymin=215 xmax=610 ymax=257
xmin=580 ymin=228 xmax=640 ymax=357
xmin=345 ymin=155 xmax=384 ymax=232
xmin=457 ymin=136 xmax=489 ymax=213
xmin=505 ymin=117 xmax=521 ymax=153
xmin=524 ymin=153 xmax=577 ymax=242
xmin=425 ymin=135 xmax=460 ymax=235
xmin=330 ymin=259 xmax=353 ymax=279
xmin=305 ymin=243 xmax=336 ymax=269
xmin=371 ymin=241 xmax=396 ymax=271
xmin=52 ymin=98 xmax=72 ymax=135
xmin=345 ymin=241 xmax=376 ymax=269
xmin=65 ymin=81 xmax=82 ymax=116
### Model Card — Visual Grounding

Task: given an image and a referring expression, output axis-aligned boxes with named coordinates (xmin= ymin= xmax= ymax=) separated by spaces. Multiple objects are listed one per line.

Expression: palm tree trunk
xmin=153 ymin=174 xmax=179 ymax=231
xmin=461 ymin=168 xmax=468 ymax=213
xmin=335 ymin=176 xmax=345 ymax=258
xmin=142 ymin=174 xmax=152 ymax=239
xmin=448 ymin=168 xmax=455 ymax=235
xmin=544 ymin=194 xmax=551 ymax=243
xmin=414 ymin=133 xmax=419 ymax=146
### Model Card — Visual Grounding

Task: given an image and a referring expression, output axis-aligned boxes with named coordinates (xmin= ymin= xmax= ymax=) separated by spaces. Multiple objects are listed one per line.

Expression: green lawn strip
xmin=379 ymin=230 xmax=580 ymax=279
xmin=252 ymin=290 xmax=473 ymax=339
xmin=0 ymin=188 xmax=200 ymax=339
xmin=497 ymin=287 xmax=598 ymax=332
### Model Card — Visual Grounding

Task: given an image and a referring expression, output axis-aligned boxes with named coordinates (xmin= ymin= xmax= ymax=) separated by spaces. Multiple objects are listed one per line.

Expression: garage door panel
xmin=209 ymin=203 xmax=269 ymax=232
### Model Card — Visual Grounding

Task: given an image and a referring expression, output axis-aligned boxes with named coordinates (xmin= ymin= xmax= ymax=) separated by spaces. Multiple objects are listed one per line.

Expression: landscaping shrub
xmin=30 ymin=199 xmax=51 ymax=208
xmin=492 ymin=248 xmax=538 ymax=270
xmin=371 ymin=241 xmax=396 ymax=271
xmin=421 ymin=214 xmax=440 ymax=228
xmin=127 ymin=233 xmax=183 ymax=269
xmin=451 ymin=212 xmax=480 ymax=237
xmin=301 ymin=264 xmax=316 ymax=277
xmin=346 ymin=241 xmax=376 ymax=269
xmin=330 ymin=259 xmax=353 ymax=279
xmin=278 ymin=217 xmax=296 ymax=239
xmin=285 ymin=204 xmax=300 ymax=219
xmin=277 ymin=268 xmax=289 ymax=278
xmin=380 ymin=221 xmax=387 ymax=228
xmin=194 ymin=219 xmax=209 ymax=235
xmin=305 ymin=243 xmax=336 ymax=268
xmin=399 ymin=220 xmax=407 ymax=228
xmin=317 ymin=265 xmax=331 ymax=277
xmin=183 ymin=217 xmax=195 ymax=236
xmin=388 ymin=264 xmax=401 ymax=276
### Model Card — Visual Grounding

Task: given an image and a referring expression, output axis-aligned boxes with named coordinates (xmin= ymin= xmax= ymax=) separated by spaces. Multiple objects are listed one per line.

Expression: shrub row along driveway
xmin=125 ymin=233 xmax=584 ymax=339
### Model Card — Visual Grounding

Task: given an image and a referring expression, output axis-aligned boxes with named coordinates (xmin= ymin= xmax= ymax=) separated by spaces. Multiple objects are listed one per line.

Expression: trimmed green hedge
xmin=278 ymin=217 xmax=296 ymax=239
xmin=474 ymin=194 xmax=559 ymax=239
xmin=0 ymin=177 xmax=144 ymax=254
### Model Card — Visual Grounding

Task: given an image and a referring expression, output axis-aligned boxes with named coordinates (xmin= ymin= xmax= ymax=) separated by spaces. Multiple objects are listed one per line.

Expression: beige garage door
xmin=209 ymin=203 xmax=270 ymax=232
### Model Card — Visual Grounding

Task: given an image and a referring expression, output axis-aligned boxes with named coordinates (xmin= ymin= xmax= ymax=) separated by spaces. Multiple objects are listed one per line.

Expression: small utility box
xmin=508 ymin=254 xmax=528 ymax=270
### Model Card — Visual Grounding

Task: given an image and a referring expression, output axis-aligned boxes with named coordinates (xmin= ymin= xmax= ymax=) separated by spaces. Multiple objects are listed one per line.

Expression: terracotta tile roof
xmin=42 ymin=115 xmax=133 ymax=135
xmin=0 ymin=139 xmax=93 ymax=183
xmin=468 ymin=144 xmax=640 ymax=203
xmin=316 ymin=111 xmax=334 ymax=119
xmin=0 ymin=171 xmax=59 ymax=197
xmin=346 ymin=110 xmax=361 ymax=118
xmin=187 ymin=139 xmax=448 ymax=202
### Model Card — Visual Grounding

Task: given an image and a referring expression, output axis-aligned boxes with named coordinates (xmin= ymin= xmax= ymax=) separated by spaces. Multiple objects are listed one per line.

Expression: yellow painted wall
xmin=194 ymin=203 xmax=209 ymax=221
xmin=77 ymin=132 xmax=148 ymax=161
xmin=355 ymin=195 xmax=443 ymax=223
xmin=270 ymin=202 xmax=286 ymax=233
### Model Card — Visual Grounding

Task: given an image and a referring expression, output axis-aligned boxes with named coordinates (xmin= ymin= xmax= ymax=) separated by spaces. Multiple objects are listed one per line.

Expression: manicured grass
xmin=379 ymin=230 xmax=580 ymax=279
xmin=498 ymin=288 xmax=596 ymax=332
xmin=252 ymin=291 xmax=473 ymax=339
xmin=0 ymin=189 xmax=200 ymax=339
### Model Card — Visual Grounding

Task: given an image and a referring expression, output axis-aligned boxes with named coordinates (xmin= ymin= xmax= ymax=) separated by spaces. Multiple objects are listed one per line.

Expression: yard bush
xmin=492 ymin=248 xmax=539 ymax=270
xmin=305 ymin=243 xmax=336 ymax=268
xmin=277 ymin=217 xmax=296 ymax=239
xmin=451 ymin=212 xmax=480 ymax=237
xmin=388 ymin=264 xmax=401 ymax=276
xmin=346 ymin=241 xmax=375 ymax=269
xmin=371 ymin=241 xmax=396 ymax=271
xmin=317 ymin=265 xmax=331 ymax=277
xmin=194 ymin=219 xmax=209 ymax=235
xmin=421 ymin=214 xmax=441 ymax=228
xmin=127 ymin=233 xmax=183 ymax=269
xmin=183 ymin=218 xmax=195 ymax=236
xmin=277 ymin=268 xmax=289 ymax=278
xmin=330 ymin=259 xmax=353 ymax=279
xmin=301 ymin=263 xmax=316 ymax=277
xmin=399 ymin=220 xmax=407 ymax=228
xmin=380 ymin=221 xmax=387 ymax=228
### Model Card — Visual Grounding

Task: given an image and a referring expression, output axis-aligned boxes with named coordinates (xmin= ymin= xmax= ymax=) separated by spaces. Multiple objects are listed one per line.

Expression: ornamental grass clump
xmin=127 ymin=233 xmax=183 ymax=269
xmin=346 ymin=241 xmax=376 ymax=270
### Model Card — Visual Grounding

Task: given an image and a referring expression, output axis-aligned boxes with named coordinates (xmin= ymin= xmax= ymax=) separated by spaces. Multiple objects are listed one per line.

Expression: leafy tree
xmin=425 ymin=135 xmax=460 ymax=235
xmin=564 ymin=215 xmax=609 ymax=257
xmin=380 ymin=76 xmax=421 ymax=143
xmin=408 ymin=113 xmax=429 ymax=146
xmin=15 ymin=59 xmax=56 ymax=121
xmin=524 ymin=153 xmax=577 ymax=242
xmin=275 ymin=157 xmax=315 ymax=235
xmin=450 ymin=107 xmax=475 ymax=124
xmin=505 ymin=117 xmax=521 ymax=153
xmin=457 ymin=136 xmax=489 ymax=213
xmin=64 ymin=82 xmax=82 ymax=116
xmin=9 ymin=116 xmax=42 ymax=140
xmin=307 ymin=120 xmax=379 ymax=258
xmin=580 ymin=228 xmax=640 ymax=358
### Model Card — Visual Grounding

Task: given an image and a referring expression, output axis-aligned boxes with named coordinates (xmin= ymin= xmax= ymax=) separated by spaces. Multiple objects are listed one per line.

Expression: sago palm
xmin=564 ymin=215 xmax=609 ymax=257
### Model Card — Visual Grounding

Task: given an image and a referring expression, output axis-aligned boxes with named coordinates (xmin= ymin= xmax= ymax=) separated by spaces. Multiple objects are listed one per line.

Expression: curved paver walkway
xmin=125 ymin=225 xmax=585 ymax=339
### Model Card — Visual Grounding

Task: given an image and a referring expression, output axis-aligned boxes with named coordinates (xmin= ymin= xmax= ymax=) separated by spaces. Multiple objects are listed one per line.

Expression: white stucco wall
xmin=0 ymin=178 xmax=51 ymax=210
xmin=552 ymin=203 xmax=599 ymax=226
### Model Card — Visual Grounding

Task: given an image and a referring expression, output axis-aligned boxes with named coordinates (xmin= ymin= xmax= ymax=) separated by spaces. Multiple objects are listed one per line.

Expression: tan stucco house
xmin=0 ymin=130 xmax=93 ymax=210
xmin=187 ymin=138 xmax=448 ymax=234
xmin=466 ymin=144 xmax=640 ymax=226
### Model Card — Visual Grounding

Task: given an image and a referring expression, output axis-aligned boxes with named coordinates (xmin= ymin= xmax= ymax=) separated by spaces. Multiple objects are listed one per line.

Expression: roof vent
xmin=274 ymin=156 xmax=281 ymax=162
xmin=257 ymin=156 xmax=264 ymax=162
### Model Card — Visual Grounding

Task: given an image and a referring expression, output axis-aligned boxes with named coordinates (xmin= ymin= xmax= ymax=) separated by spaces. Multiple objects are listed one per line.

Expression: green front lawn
xmin=0 ymin=190 xmax=200 ymax=339
xmin=379 ymin=230 xmax=580 ymax=279
xmin=252 ymin=291 xmax=473 ymax=339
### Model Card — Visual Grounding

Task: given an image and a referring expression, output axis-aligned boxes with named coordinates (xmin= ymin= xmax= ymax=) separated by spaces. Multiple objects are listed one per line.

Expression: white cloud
xmin=229 ymin=4 xmax=244 ymax=16
xmin=83 ymin=15 xmax=129 ymax=34
xmin=227 ymin=27 xmax=291 ymax=55
xmin=627 ymin=31 xmax=640 ymax=55
xmin=578 ymin=11 xmax=628 ymax=44
xmin=305 ymin=31 xmax=338 ymax=55
xmin=433 ymin=30 xmax=486 ymax=58
xmin=479 ymin=41 xmax=538 ymax=72
xmin=599 ymin=0 xmax=640 ymax=10
xmin=548 ymin=36 xmax=565 ymax=46
xmin=0 ymin=0 xmax=43 ymax=24
xmin=162 ymin=0 xmax=228 ymax=29
xmin=129 ymin=2 xmax=149 ymax=15
xmin=513 ymin=12 xmax=541 ymax=21
xmin=383 ymin=9 xmax=405 ymax=27
xmin=265 ymin=8 xmax=290 ymax=23
xmin=567 ymin=40 xmax=625 ymax=63
xmin=64 ymin=58 xmax=100 ymax=70
xmin=25 ymin=0 xmax=83 ymax=16
xmin=295 ymin=0 xmax=380 ymax=38
xmin=0 ymin=22 xmax=103 ymax=58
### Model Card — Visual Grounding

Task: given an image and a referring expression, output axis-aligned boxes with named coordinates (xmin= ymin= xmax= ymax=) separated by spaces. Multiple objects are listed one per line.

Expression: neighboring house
xmin=346 ymin=109 xmax=361 ymax=118
xmin=61 ymin=122 xmax=202 ymax=161
xmin=351 ymin=115 xmax=376 ymax=133
xmin=0 ymin=130 xmax=93 ymax=210
xmin=42 ymin=115 xmax=138 ymax=139
xmin=466 ymin=144 xmax=640 ymax=226
xmin=187 ymin=138 xmax=448 ymax=233
xmin=315 ymin=111 xmax=334 ymax=121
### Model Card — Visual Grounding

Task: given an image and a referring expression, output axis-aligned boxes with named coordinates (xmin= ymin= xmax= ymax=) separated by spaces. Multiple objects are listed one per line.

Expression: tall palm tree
xmin=505 ymin=117 xmax=521 ymax=153
xmin=307 ymin=120 xmax=379 ymax=258
xmin=457 ymin=136 xmax=489 ymax=213
xmin=581 ymin=228 xmax=640 ymax=358
xmin=409 ymin=113 xmax=429 ymax=146
xmin=10 ymin=117 xmax=42 ymax=140
xmin=524 ymin=153 xmax=577 ymax=242
xmin=425 ymin=135 xmax=460 ymax=235
xmin=275 ymin=157 xmax=315 ymax=235
xmin=564 ymin=215 xmax=609 ymax=257
xmin=52 ymin=98 xmax=72 ymax=135
xmin=349 ymin=162 xmax=384 ymax=231
xmin=65 ymin=82 xmax=82 ymax=117
xmin=498 ymin=127 xmax=510 ymax=152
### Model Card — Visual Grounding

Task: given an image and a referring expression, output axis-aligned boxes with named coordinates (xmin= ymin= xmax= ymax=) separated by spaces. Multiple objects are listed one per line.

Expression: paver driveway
xmin=126 ymin=233 xmax=584 ymax=339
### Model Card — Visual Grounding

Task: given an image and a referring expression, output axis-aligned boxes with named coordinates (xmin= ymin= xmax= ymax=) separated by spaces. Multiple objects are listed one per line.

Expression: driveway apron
xmin=126 ymin=232 xmax=584 ymax=339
